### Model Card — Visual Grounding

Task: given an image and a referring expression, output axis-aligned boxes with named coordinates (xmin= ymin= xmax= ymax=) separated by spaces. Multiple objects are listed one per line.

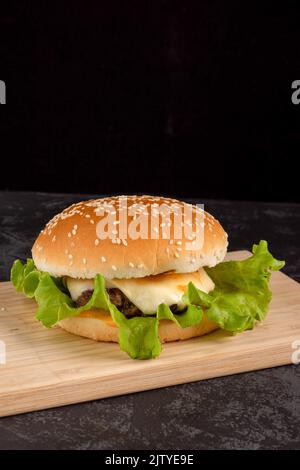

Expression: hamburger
xmin=11 ymin=195 xmax=284 ymax=359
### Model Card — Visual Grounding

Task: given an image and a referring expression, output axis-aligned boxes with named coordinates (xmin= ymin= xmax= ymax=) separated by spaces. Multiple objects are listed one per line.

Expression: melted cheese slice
xmin=67 ymin=278 xmax=94 ymax=302
xmin=66 ymin=269 xmax=214 ymax=315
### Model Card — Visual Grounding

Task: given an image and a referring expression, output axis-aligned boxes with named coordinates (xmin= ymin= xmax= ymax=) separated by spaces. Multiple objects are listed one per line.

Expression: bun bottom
xmin=59 ymin=314 xmax=218 ymax=344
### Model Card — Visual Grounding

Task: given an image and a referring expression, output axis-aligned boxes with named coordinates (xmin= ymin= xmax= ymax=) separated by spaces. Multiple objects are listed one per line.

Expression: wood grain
xmin=0 ymin=251 xmax=299 ymax=417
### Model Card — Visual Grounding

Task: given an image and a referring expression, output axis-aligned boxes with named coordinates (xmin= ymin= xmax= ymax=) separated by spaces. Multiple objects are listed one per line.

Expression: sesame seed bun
xmin=32 ymin=195 xmax=228 ymax=279
xmin=59 ymin=313 xmax=218 ymax=345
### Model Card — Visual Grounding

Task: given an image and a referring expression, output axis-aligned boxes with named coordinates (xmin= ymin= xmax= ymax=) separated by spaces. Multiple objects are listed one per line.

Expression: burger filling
xmin=66 ymin=269 xmax=215 ymax=318
xmin=75 ymin=287 xmax=183 ymax=318
xmin=75 ymin=288 xmax=143 ymax=317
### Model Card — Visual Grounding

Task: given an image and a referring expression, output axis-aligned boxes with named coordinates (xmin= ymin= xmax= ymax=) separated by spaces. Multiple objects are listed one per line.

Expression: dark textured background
xmin=0 ymin=192 xmax=299 ymax=450
xmin=1 ymin=1 xmax=300 ymax=201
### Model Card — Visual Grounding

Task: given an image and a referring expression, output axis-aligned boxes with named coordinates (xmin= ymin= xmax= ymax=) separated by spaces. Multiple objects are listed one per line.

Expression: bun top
xmin=32 ymin=195 xmax=228 ymax=279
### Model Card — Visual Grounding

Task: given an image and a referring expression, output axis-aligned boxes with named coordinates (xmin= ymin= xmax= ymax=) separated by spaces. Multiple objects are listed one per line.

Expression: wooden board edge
xmin=0 ymin=341 xmax=294 ymax=417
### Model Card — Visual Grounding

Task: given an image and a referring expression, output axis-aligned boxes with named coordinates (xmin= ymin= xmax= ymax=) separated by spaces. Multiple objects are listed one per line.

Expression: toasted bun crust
xmin=32 ymin=195 xmax=228 ymax=279
xmin=59 ymin=314 xmax=218 ymax=344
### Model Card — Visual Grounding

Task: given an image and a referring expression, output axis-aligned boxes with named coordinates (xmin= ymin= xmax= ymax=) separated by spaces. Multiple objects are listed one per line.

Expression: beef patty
xmin=75 ymin=288 xmax=181 ymax=318
xmin=75 ymin=288 xmax=142 ymax=317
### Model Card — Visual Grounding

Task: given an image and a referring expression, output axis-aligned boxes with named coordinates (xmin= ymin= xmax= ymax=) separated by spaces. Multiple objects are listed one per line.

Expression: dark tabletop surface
xmin=0 ymin=191 xmax=299 ymax=450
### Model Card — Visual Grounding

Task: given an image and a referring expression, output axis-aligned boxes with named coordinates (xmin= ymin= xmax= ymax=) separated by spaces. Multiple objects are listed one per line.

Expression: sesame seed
xmin=129 ymin=262 xmax=134 ymax=268
xmin=72 ymin=229 xmax=76 ymax=235
xmin=166 ymin=247 xmax=170 ymax=254
xmin=1 ymin=307 xmax=5 ymax=311
xmin=73 ymin=224 xmax=78 ymax=230
xmin=112 ymin=265 xmax=117 ymax=271
xmin=174 ymin=252 xmax=180 ymax=258
xmin=112 ymin=229 xmax=118 ymax=235
xmin=85 ymin=214 xmax=91 ymax=218
xmin=113 ymin=220 xmax=120 ymax=225
xmin=176 ymin=247 xmax=182 ymax=251
xmin=101 ymin=256 xmax=106 ymax=262
xmin=83 ymin=258 xmax=87 ymax=264
xmin=95 ymin=239 xmax=99 ymax=246
xmin=65 ymin=249 xmax=69 ymax=254
xmin=68 ymin=232 xmax=71 ymax=238
xmin=68 ymin=254 xmax=73 ymax=259
xmin=169 ymin=239 xmax=174 ymax=245
xmin=116 ymin=238 xmax=121 ymax=244
xmin=191 ymin=258 xmax=196 ymax=264
xmin=122 ymin=239 xmax=128 ymax=246
xmin=153 ymin=227 xmax=159 ymax=233
xmin=51 ymin=235 xmax=56 ymax=242
xmin=90 ymin=219 xmax=95 ymax=224
xmin=176 ymin=240 xmax=182 ymax=245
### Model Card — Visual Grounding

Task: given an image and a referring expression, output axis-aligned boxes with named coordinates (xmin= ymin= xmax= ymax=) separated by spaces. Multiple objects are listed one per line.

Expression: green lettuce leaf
xmin=190 ymin=240 xmax=285 ymax=332
xmin=110 ymin=305 xmax=161 ymax=359
xmin=157 ymin=303 xmax=203 ymax=328
xmin=11 ymin=259 xmax=36 ymax=293
xmin=10 ymin=240 xmax=284 ymax=359
xmin=10 ymin=260 xmax=161 ymax=359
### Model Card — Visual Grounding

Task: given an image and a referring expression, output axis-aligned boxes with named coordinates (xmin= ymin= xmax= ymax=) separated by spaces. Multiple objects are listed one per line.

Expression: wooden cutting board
xmin=0 ymin=251 xmax=299 ymax=417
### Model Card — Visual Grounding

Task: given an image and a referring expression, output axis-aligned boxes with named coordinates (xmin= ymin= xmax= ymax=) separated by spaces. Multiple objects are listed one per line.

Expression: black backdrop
xmin=1 ymin=1 xmax=300 ymax=202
